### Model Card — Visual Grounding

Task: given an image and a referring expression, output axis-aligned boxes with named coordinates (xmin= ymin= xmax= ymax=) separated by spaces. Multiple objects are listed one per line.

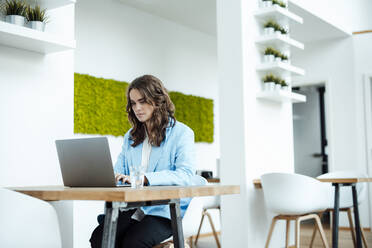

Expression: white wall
xmin=353 ymin=32 xmax=372 ymax=228
xmin=290 ymin=0 xmax=372 ymax=32
xmin=292 ymin=36 xmax=372 ymax=228
xmin=74 ymin=0 xmax=219 ymax=247
xmin=0 ymin=4 xmax=75 ymax=248
xmin=217 ymin=0 xmax=296 ymax=246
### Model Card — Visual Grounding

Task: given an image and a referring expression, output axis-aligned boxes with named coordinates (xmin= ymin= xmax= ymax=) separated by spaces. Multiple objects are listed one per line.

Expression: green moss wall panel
xmin=74 ymin=73 xmax=214 ymax=143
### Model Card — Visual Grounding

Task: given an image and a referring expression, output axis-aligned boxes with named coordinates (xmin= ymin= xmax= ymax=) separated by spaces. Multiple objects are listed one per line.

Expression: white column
xmin=217 ymin=0 xmax=295 ymax=246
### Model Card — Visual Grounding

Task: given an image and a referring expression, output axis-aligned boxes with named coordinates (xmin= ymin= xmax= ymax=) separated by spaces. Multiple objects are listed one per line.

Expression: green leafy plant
xmin=2 ymin=0 xmax=27 ymax=16
xmin=264 ymin=20 xmax=285 ymax=33
xmin=264 ymin=20 xmax=276 ymax=29
xmin=25 ymin=5 xmax=48 ymax=22
xmin=281 ymin=54 xmax=289 ymax=60
xmin=280 ymin=79 xmax=288 ymax=87
xmin=264 ymin=47 xmax=276 ymax=56
xmin=263 ymin=74 xmax=276 ymax=83
xmin=279 ymin=27 xmax=288 ymax=34
xmin=279 ymin=1 xmax=287 ymax=8
xmin=272 ymin=0 xmax=280 ymax=5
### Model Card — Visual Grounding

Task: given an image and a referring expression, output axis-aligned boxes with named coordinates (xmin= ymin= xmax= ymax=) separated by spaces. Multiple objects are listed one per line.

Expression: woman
xmin=90 ymin=75 xmax=196 ymax=248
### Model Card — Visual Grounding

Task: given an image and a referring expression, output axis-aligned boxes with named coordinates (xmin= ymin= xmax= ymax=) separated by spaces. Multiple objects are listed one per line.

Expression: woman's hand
xmin=115 ymin=173 xmax=131 ymax=184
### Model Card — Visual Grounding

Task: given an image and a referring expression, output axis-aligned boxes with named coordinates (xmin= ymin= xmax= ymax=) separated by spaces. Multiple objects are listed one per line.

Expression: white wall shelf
xmin=25 ymin=0 xmax=76 ymax=10
xmin=0 ymin=21 xmax=76 ymax=54
xmin=256 ymin=61 xmax=305 ymax=76
xmin=255 ymin=34 xmax=304 ymax=50
xmin=254 ymin=6 xmax=303 ymax=24
xmin=257 ymin=90 xmax=306 ymax=103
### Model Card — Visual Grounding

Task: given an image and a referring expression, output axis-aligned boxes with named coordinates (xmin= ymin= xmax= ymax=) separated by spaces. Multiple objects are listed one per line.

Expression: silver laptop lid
xmin=55 ymin=137 xmax=117 ymax=187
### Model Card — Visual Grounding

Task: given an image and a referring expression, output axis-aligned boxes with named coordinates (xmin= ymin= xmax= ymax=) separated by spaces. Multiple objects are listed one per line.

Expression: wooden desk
xmin=207 ymin=178 xmax=220 ymax=183
xmin=253 ymin=177 xmax=372 ymax=248
xmin=9 ymin=185 xmax=239 ymax=248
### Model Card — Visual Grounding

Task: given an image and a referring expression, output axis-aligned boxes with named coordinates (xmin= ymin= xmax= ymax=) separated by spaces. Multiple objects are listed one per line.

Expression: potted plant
xmin=273 ymin=76 xmax=282 ymax=90
xmin=25 ymin=4 xmax=48 ymax=31
xmin=281 ymin=54 xmax=289 ymax=63
xmin=263 ymin=20 xmax=276 ymax=35
xmin=2 ymin=0 xmax=27 ymax=26
xmin=273 ymin=22 xmax=283 ymax=35
xmin=280 ymin=27 xmax=288 ymax=36
xmin=263 ymin=74 xmax=276 ymax=91
xmin=281 ymin=80 xmax=289 ymax=91
xmin=272 ymin=0 xmax=280 ymax=7
xmin=263 ymin=47 xmax=276 ymax=63
xmin=279 ymin=1 xmax=287 ymax=8
xmin=274 ymin=49 xmax=282 ymax=62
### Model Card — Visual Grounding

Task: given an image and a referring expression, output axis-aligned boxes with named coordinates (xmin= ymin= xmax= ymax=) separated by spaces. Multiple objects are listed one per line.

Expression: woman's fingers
xmin=115 ymin=174 xmax=130 ymax=184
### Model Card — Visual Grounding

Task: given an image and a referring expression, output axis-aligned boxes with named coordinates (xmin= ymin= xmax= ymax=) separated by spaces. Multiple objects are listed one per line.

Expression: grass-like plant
xmin=263 ymin=74 xmax=287 ymax=86
xmin=279 ymin=1 xmax=287 ymax=8
xmin=25 ymin=5 xmax=48 ymax=23
xmin=264 ymin=20 xmax=276 ymax=29
xmin=264 ymin=47 xmax=277 ymax=56
xmin=280 ymin=79 xmax=288 ymax=87
xmin=2 ymin=0 xmax=27 ymax=16
xmin=263 ymin=74 xmax=276 ymax=83
xmin=281 ymin=54 xmax=289 ymax=60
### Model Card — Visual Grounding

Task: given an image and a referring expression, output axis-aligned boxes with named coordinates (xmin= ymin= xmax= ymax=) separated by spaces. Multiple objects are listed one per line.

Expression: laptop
xmin=55 ymin=137 xmax=130 ymax=187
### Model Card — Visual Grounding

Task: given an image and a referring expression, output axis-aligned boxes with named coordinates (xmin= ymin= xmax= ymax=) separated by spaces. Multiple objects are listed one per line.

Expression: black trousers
xmin=90 ymin=209 xmax=173 ymax=248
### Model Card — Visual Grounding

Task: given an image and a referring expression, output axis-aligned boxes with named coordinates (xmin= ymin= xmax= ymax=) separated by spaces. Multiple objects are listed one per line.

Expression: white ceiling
xmin=118 ymin=0 xmax=216 ymax=36
xmin=118 ymin=0 xmax=351 ymax=43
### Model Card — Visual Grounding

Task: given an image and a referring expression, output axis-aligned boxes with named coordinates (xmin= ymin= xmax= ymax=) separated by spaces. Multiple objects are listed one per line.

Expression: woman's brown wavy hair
xmin=126 ymin=75 xmax=176 ymax=147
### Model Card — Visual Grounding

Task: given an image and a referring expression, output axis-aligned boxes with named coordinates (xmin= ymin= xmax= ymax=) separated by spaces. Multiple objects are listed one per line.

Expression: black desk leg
xmin=102 ymin=202 xmax=119 ymax=248
xmin=352 ymin=185 xmax=363 ymax=248
xmin=332 ymin=183 xmax=340 ymax=248
xmin=169 ymin=200 xmax=185 ymax=248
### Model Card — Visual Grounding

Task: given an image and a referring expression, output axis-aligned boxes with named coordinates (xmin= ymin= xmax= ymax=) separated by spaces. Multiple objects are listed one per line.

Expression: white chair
xmin=194 ymin=194 xmax=221 ymax=248
xmin=311 ymin=171 xmax=369 ymax=247
xmin=261 ymin=173 xmax=330 ymax=248
xmin=155 ymin=175 xmax=207 ymax=248
xmin=0 ymin=188 xmax=62 ymax=248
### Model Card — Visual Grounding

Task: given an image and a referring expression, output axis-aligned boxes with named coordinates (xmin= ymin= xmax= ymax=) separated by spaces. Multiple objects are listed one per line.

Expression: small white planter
xmin=275 ymin=84 xmax=282 ymax=91
xmin=262 ymin=1 xmax=273 ymax=8
xmin=263 ymin=54 xmax=275 ymax=63
xmin=264 ymin=27 xmax=275 ymax=35
xmin=275 ymin=30 xmax=282 ymax=36
xmin=282 ymin=86 xmax=290 ymax=91
xmin=263 ymin=82 xmax=276 ymax=91
xmin=275 ymin=56 xmax=282 ymax=62
xmin=28 ymin=21 xmax=45 ymax=32
xmin=282 ymin=59 xmax=289 ymax=64
xmin=5 ymin=15 xmax=25 ymax=26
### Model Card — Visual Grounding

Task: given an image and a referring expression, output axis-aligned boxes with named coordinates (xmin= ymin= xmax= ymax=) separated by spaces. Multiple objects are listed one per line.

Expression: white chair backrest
xmin=317 ymin=171 xmax=368 ymax=208
xmin=0 ymin=188 xmax=62 ymax=248
xmin=261 ymin=173 xmax=330 ymax=215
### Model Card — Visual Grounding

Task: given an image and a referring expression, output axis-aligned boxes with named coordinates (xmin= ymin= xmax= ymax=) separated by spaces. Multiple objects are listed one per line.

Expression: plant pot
xmin=263 ymin=82 xmax=275 ymax=91
xmin=28 ymin=21 xmax=45 ymax=31
xmin=282 ymin=86 xmax=290 ymax=91
xmin=275 ymin=57 xmax=282 ymax=62
xmin=275 ymin=84 xmax=282 ymax=91
xmin=263 ymin=54 xmax=275 ymax=63
xmin=5 ymin=15 xmax=25 ymax=26
xmin=282 ymin=59 xmax=289 ymax=64
xmin=264 ymin=27 xmax=275 ymax=35
xmin=275 ymin=30 xmax=282 ymax=36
